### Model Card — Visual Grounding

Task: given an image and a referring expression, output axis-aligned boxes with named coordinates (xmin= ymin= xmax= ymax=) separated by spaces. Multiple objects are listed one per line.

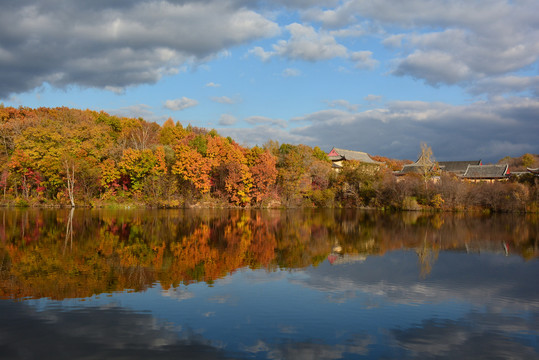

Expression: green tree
xmin=522 ymin=153 xmax=535 ymax=168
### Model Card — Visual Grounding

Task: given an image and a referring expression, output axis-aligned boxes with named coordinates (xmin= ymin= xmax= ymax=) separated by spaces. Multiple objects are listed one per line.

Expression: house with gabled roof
xmin=462 ymin=164 xmax=509 ymax=182
xmin=327 ymin=147 xmax=382 ymax=171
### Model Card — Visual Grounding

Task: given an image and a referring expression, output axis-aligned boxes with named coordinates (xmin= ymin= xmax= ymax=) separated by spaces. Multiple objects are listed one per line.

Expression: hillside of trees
xmin=0 ymin=106 xmax=538 ymax=212
xmin=498 ymin=153 xmax=539 ymax=171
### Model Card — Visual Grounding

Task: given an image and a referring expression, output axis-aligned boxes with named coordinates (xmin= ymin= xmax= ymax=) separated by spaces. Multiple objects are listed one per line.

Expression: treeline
xmin=0 ymin=106 xmax=538 ymax=211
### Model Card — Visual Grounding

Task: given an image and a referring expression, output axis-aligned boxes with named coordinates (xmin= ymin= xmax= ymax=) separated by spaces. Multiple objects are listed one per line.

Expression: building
xmin=394 ymin=152 xmax=438 ymax=176
xmin=438 ymin=160 xmax=482 ymax=175
xmin=395 ymin=158 xmax=483 ymax=177
xmin=527 ymin=168 xmax=539 ymax=176
xmin=462 ymin=164 xmax=509 ymax=182
xmin=327 ymin=147 xmax=382 ymax=171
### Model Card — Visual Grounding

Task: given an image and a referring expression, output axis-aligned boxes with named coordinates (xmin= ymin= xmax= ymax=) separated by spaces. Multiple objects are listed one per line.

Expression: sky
xmin=1 ymin=0 xmax=538 ymax=162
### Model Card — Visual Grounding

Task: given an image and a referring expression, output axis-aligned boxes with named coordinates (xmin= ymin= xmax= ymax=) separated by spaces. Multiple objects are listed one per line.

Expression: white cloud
xmin=282 ymin=68 xmax=302 ymax=77
xmin=353 ymin=0 xmax=539 ymax=89
xmin=218 ymin=114 xmax=238 ymax=126
xmin=393 ymin=50 xmax=472 ymax=86
xmin=228 ymin=97 xmax=538 ymax=161
xmin=470 ymin=76 xmax=539 ymax=97
xmin=248 ymin=46 xmax=274 ymax=62
xmin=104 ymin=86 xmax=125 ymax=95
xmin=272 ymin=23 xmax=348 ymax=61
xmin=245 ymin=116 xmax=287 ymax=128
xmin=349 ymin=51 xmax=378 ymax=70
xmin=330 ymin=25 xmax=366 ymax=38
xmin=364 ymin=94 xmax=382 ymax=103
xmin=164 ymin=97 xmax=199 ymax=111
xmin=382 ymin=34 xmax=405 ymax=48
xmin=108 ymin=104 xmax=166 ymax=123
xmin=302 ymin=7 xmax=357 ymax=29
xmin=301 ymin=0 xmax=539 ymax=94
xmin=251 ymin=22 xmax=380 ymax=72
xmin=0 ymin=0 xmax=279 ymax=97
xmin=326 ymin=99 xmax=359 ymax=112
xmin=211 ymin=96 xmax=236 ymax=104
xmin=218 ymin=125 xmax=312 ymax=148
xmin=205 ymin=82 xmax=221 ymax=88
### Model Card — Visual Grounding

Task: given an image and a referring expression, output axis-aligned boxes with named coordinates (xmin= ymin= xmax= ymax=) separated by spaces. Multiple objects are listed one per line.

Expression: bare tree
xmin=418 ymin=142 xmax=438 ymax=189
xmin=64 ymin=159 xmax=76 ymax=207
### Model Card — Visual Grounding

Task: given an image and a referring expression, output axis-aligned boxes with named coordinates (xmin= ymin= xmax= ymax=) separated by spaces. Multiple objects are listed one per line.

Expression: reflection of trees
xmin=0 ymin=209 xmax=537 ymax=300
xmin=416 ymin=231 xmax=439 ymax=279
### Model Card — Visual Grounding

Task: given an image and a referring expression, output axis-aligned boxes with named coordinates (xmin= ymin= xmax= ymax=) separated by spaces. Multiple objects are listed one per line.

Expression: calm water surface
xmin=0 ymin=209 xmax=538 ymax=359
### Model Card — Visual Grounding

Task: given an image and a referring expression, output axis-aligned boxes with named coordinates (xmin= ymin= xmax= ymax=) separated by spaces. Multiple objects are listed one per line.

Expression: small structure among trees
xmin=394 ymin=143 xmax=439 ymax=184
xmin=395 ymin=144 xmax=512 ymax=183
xmin=462 ymin=164 xmax=510 ymax=182
xmin=327 ymin=147 xmax=382 ymax=172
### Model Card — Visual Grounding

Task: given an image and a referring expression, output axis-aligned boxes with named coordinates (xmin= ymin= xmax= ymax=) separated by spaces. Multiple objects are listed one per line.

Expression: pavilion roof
xmin=463 ymin=164 xmax=509 ymax=179
xmin=328 ymin=147 xmax=382 ymax=165
xmin=438 ymin=160 xmax=481 ymax=173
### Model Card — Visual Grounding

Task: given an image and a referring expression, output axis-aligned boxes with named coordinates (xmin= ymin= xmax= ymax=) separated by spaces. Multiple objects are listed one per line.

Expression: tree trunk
xmin=65 ymin=160 xmax=76 ymax=207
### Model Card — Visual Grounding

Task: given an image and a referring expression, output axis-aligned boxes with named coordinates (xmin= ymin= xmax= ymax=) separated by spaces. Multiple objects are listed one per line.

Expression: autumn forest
xmin=0 ymin=106 xmax=538 ymax=212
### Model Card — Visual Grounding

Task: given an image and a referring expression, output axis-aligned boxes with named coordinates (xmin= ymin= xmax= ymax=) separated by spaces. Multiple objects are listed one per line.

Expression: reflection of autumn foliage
xmin=0 ymin=209 xmax=537 ymax=300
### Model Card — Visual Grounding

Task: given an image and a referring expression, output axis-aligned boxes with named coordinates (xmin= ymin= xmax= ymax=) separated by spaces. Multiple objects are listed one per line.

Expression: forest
xmin=0 ymin=106 xmax=538 ymax=212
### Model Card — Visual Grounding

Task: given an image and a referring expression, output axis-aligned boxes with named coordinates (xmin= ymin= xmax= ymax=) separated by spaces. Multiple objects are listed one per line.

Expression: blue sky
xmin=1 ymin=0 xmax=538 ymax=162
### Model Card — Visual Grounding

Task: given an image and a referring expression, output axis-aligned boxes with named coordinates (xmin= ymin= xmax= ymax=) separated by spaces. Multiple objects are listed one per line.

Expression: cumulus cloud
xmin=218 ymin=114 xmax=238 ymax=126
xmin=298 ymin=0 xmax=539 ymax=93
xmin=282 ymin=68 xmax=302 ymax=77
xmin=205 ymin=82 xmax=221 ymax=88
xmin=164 ymin=97 xmax=198 ymax=111
xmin=326 ymin=99 xmax=359 ymax=112
xmin=469 ymin=76 xmax=539 ymax=97
xmin=108 ymin=104 xmax=165 ymax=122
xmin=357 ymin=1 xmax=539 ymax=88
xmin=272 ymin=23 xmax=348 ymax=61
xmin=248 ymin=46 xmax=274 ymax=62
xmin=382 ymin=34 xmax=405 ymax=48
xmin=245 ymin=116 xmax=287 ymax=128
xmin=364 ymin=94 xmax=382 ymax=103
xmin=0 ymin=0 xmax=279 ymax=98
xmin=218 ymin=125 xmax=313 ymax=148
xmin=250 ymin=22 xmax=378 ymax=70
xmin=225 ymin=97 xmax=539 ymax=161
xmin=302 ymin=7 xmax=357 ymax=29
xmin=349 ymin=51 xmax=378 ymax=70
xmin=211 ymin=96 xmax=237 ymax=104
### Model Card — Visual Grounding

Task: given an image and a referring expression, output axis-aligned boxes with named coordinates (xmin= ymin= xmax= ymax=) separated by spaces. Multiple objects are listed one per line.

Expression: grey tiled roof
xmin=397 ymin=164 xmax=426 ymax=174
xmin=395 ymin=153 xmax=436 ymax=174
xmin=329 ymin=148 xmax=382 ymax=165
xmin=439 ymin=160 xmax=481 ymax=173
xmin=463 ymin=164 xmax=509 ymax=178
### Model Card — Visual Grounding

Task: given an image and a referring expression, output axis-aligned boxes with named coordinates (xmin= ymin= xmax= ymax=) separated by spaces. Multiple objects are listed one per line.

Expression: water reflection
xmin=0 ymin=300 xmax=233 ymax=360
xmin=0 ymin=209 xmax=538 ymax=359
xmin=0 ymin=209 xmax=537 ymax=300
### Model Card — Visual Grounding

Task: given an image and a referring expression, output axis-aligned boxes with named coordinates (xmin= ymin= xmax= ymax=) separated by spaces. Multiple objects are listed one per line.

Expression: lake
xmin=0 ymin=209 xmax=538 ymax=359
